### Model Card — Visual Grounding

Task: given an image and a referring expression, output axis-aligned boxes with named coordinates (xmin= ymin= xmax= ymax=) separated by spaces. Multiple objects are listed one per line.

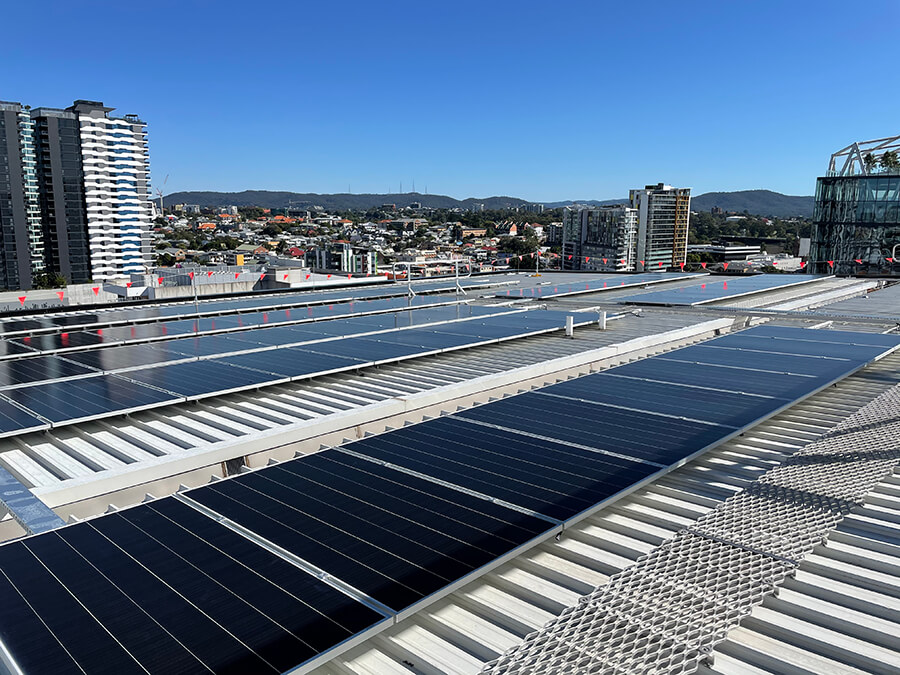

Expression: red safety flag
xmin=567 ymin=255 xmax=573 ymax=260
xmin=700 ymin=262 xmax=707 ymax=269
xmin=56 ymin=291 xmax=65 ymax=300
xmin=125 ymin=282 xmax=132 ymax=288
xmin=259 ymin=273 xmax=266 ymax=280
xmin=327 ymin=274 xmax=332 ymax=279
xmin=305 ymin=274 xmax=311 ymax=280
xmin=283 ymin=273 xmax=289 ymax=280
xmin=827 ymin=260 xmax=834 ymax=268
xmin=585 ymin=257 xmax=590 ymax=262
xmin=887 ymin=257 xmax=895 ymax=263
xmin=232 ymin=272 xmax=239 ymax=279
xmin=722 ymin=262 xmax=729 ymax=270
xmin=639 ymin=260 xmax=645 ymax=266
xmin=854 ymin=259 xmax=862 ymax=264
xmin=772 ymin=261 xmax=778 ymax=265
xmin=207 ymin=271 xmax=214 ymax=277
xmin=658 ymin=261 xmax=663 ymax=267
xmin=679 ymin=262 xmax=685 ymax=270
xmin=17 ymin=296 xmax=25 ymax=306
xmin=92 ymin=286 xmax=100 ymax=295
xmin=602 ymin=258 xmax=608 ymax=264
xmin=800 ymin=261 xmax=806 ymax=269
xmin=619 ymin=259 xmax=625 ymax=265
xmin=347 ymin=274 xmax=352 ymax=279
xmin=188 ymin=271 xmax=194 ymax=280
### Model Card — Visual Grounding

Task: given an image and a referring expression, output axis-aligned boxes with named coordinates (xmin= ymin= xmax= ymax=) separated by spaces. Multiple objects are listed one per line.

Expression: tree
xmin=32 ymin=272 xmax=67 ymax=289
xmin=881 ymin=150 xmax=900 ymax=171
xmin=864 ymin=152 xmax=878 ymax=171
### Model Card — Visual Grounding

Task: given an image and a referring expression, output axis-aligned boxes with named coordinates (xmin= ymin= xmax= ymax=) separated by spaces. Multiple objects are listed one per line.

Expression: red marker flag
xmin=887 ymin=257 xmax=895 ymax=263
xmin=585 ymin=257 xmax=590 ymax=262
xmin=854 ymin=259 xmax=862 ymax=264
xmin=567 ymin=255 xmax=573 ymax=260
xmin=234 ymin=272 xmax=240 ymax=279
xmin=722 ymin=262 xmax=729 ymax=270
xmin=602 ymin=258 xmax=608 ymax=264
xmin=800 ymin=261 xmax=806 ymax=269
xmin=92 ymin=286 xmax=100 ymax=295
xmin=125 ymin=282 xmax=132 ymax=288
xmin=207 ymin=271 xmax=214 ymax=277
xmin=827 ymin=260 xmax=834 ymax=268
xmin=639 ymin=260 xmax=645 ymax=266
xmin=56 ymin=291 xmax=65 ymax=300
xmin=619 ymin=259 xmax=625 ymax=265
xmin=327 ymin=274 xmax=332 ymax=279
xmin=679 ymin=262 xmax=685 ymax=270
xmin=305 ymin=274 xmax=311 ymax=280
xmin=259 ymin=273 xmax=266 ymax=280
xmin=700 ymin=262 xmax=707 ymax=269
xmin=188 ymin=272 xmax=194 ymax=280
xmin=658 ymin=261 xmax=663 ymax=267
xmin=347 ymin=274 xmax=352 ymax=279
xmin=283 ymin=273 xmax=289 ymax=281
xmin=17 ymin=296 xmax=25 ymax=306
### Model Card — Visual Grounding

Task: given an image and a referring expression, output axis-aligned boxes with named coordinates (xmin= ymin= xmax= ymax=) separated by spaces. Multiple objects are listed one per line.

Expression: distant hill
xmin=690 ymin=190 xmax=814 ymax=218
xmin=162 ymin=190 xmax=529 ymax=212
xmin=164 ymin=188 xmax=814 ymax=218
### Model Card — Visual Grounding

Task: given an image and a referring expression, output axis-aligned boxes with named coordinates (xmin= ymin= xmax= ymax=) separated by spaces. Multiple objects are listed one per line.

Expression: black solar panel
xmin=0 ymin=498 xmax=384 ymax=674
xmin=655 ymin=344 xmax=857 ymax=378
xmin=125 ymin=360 xmax=286 ymax=399
xmin=65 ymin=343 xmax=190 ymax=371
xmin=2 ymin=375 xmax=181 ymax=425
xmin=186 ymin=449 xmax=552 ymax=612
xmin=341 ymin=417 xmax=659 ymax=521
xmin=0 ymin=355 xmax=96 ymax=389
xmin=0 ymin=398 xmax=49 ymax=436
xmin=215 ymin=348 xmax=367 ymax=378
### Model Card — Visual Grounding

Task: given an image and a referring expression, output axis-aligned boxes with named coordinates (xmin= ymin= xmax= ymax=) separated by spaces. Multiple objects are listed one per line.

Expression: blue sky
xmin=3 ymin=1 xmax=897 ymax=201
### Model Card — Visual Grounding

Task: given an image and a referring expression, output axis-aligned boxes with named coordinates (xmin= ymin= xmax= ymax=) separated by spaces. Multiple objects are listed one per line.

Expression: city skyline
xmin=3 ymin=1 xmax=898 ymax=201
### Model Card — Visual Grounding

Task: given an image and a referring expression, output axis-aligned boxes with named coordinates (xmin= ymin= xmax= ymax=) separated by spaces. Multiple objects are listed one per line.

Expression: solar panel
xmin=0 ymin=340 xmax=37 ymax=360
xmin=0 ymin=355 xmax=96 ymax=389
xmin=185 ymin=448 xmax=553 ymax=611
xmin=0 ymin=399 xmax=49 ymax=436
xmin=124 ymin=360 xmax=287 ymax=399
xmin=2 ymin=375 xmax=181 ymax=425
xmin=621 ymin=275 xmax=830 ymax=306
xmin=12 ymin=331 xmax=114 ymax=353
xmin=64 ymin=342 xmax=191 ymax=371
xmin=215 ymin=348 xmax=367 ymax=379
xmin=498 ymin=272 xmax=706 ymax=299
xmin=0 ymin=497 xmax=384 ymax=674
xmin=654 ymin=344 xmax=857 ymax=378
xmin=340 ymin=417 xmax=658 ymax=521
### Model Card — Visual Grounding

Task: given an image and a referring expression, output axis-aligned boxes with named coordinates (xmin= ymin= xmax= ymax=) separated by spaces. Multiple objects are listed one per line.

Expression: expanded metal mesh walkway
xmin=481 ymin=383 xmax=900 ymax=675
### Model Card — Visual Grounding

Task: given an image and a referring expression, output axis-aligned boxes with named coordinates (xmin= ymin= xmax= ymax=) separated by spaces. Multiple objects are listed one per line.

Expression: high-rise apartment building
xmin=562 ymin=184 xmax=690 ymax=272
xmin=629 ymin=183 xmax=691 ymax=271
xmin=562 ymin=205 xmax=637 ymax=271
xmin=0 ymin=102 xmax=43 ymax=290
xmin=810 ymin=136 xmax=900 ymax=276
xmin=0 ymin=99 xmax=152 ymax=288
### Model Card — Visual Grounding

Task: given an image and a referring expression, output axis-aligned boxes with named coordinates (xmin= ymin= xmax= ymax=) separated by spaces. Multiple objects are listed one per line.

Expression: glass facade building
xmin=811 ymin=174 xmax=900 ymax=275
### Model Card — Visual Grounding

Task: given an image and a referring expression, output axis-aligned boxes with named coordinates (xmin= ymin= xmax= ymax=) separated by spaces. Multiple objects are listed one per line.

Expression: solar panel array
xmin=0 ymin=309 xmax=598 ymax=434
xmin=619 ymin=274 xmax=830 ymax=306
xmin=2 ymin=295 xmax=501 ymax=357
xmin=494 ymin=272 xmax=706 ymax=299
xmin=0 ymin=277 xmax=511 ymax=338
xmin=0 ymin=326 xmax=895 ymax=673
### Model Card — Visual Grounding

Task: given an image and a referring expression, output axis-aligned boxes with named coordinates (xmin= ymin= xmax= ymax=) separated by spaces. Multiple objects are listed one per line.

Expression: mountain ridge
xmin=163 ymin=188 xmax=814 ymax=218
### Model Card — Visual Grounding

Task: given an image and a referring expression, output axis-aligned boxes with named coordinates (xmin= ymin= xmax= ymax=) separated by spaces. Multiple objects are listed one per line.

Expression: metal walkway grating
xmin=481 ymin=384 xmax=900 ymax=675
